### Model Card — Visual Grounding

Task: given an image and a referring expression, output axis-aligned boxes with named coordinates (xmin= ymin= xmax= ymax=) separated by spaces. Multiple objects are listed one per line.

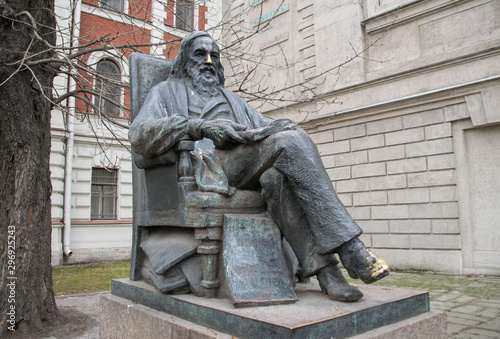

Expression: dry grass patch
xmin=52 ymin=260 xmax=130 ymax=296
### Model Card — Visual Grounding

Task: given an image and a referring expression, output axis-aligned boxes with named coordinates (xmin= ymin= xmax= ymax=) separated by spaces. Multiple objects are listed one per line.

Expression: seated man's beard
xmin=187 ymin=66 xmax=220 ymax=98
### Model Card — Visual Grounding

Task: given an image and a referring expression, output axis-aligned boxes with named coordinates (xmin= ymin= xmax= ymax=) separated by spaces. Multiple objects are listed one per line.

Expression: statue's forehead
xmin=190 ymin=36 xmax=218 ymax=52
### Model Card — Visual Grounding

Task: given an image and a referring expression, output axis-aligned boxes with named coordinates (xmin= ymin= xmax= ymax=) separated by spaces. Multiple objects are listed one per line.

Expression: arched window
xmin=175 ymin=0 xmax=194 ymax=31
xmin=94 ymin=59 xmax=121 ymax=117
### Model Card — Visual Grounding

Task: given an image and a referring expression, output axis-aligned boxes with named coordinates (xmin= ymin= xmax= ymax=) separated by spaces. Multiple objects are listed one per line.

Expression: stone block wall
xmin=300 ymin=74 xmax=500 ymax=275
xmin=307 ymin=106 xmax=462 ymax=273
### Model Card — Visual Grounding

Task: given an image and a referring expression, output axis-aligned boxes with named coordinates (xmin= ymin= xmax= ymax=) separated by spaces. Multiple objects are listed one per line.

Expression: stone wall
xmin=308 ymin=99 xmax=461 ymax=273
xmin=222 ymin=0 xmax=500 ymax=274
xmin=302 ymin=78 xmax=500 ymax=275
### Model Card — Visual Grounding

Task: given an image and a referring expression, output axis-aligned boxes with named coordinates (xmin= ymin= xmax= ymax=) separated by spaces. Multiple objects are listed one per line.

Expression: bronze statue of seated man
xmin=129 ymin=31 xmax=389 ymax=302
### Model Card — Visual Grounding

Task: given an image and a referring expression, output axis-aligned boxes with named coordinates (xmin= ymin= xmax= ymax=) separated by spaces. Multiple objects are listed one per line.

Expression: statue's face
xmin=185 ymin=36 xmax=220 ymax=82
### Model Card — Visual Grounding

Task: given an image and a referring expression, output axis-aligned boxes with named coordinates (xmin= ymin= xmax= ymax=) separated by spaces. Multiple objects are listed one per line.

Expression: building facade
xmin=50 ymin=0 xmax=223 ymax=265
xmin=221 ymin=0 xmax=500 ymax=275
xmin=50 ymin=0 xmax=500 ymax=275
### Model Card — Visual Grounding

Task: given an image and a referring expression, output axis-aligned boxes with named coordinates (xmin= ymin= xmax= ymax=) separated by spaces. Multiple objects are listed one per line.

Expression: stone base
xmin=100 ymin=294 xmax=234 ymax=339
xmin=349 ymin=311 xmax=446 ymax=339
xmin=101 ymin=278 xmax=447 ymax=338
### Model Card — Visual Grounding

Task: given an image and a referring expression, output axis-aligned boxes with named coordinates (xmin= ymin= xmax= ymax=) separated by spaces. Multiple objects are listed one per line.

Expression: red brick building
xmin=50 ymin=0 xmax=222 ymax=265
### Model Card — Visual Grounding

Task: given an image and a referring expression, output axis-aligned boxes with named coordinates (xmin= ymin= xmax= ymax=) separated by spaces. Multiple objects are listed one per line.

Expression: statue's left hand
xmin=200 ymin=119 xmax=248 ymax=148
xmin=239 ymin=119 xmax=300 ymax=142
xmin=268 ymin=119 xmax=299 ymax=131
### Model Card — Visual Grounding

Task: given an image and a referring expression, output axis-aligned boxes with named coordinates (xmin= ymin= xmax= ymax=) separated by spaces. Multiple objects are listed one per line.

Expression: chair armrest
xmin=132 ymin=140 xmax=194 ymax=170
xmin=132 ymin=150 xmax=178 ymax=169
xmin=175 ymin=140 xmax=195 ymax=152
xmin=175 ymin=140 xmax=195 ymax=181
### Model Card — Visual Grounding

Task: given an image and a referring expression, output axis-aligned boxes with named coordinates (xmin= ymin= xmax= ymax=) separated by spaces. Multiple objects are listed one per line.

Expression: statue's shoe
xmin=317 ymin=264 xmax=363 ymax=302
xmin=338 ymin=238 xmax=389 ymax=284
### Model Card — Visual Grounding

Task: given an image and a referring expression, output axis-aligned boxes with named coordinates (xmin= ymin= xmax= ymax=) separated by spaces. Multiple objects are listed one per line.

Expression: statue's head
xmin=171 ymin=31 xmax=225 ymax=89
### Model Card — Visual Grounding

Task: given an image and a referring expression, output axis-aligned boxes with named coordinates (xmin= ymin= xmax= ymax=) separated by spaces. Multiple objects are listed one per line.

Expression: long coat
xmin=129 ymin=78 xmax=269 ymax=159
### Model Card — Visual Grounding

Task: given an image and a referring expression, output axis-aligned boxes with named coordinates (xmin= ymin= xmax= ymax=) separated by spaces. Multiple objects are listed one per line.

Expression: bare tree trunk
xmin=0 ymin=0 xmax=58 ymax=334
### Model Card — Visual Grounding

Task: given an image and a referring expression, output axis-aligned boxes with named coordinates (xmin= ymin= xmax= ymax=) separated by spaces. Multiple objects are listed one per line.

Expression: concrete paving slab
xmin=479 ymin=319 xmax=500 ymax=331
xmin=446 ymin=314 xmax=483 ymax=326
xmin=465 ymin=328 xmax=500 ymax=338
xmin=451 ymin=304 xmax=485 ymax=314
xmin=447 ymin=323 xmax=471 ymax=336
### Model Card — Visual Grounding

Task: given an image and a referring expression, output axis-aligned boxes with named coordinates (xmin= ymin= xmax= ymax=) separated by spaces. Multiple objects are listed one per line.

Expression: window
xmin=100 ymin=0 xmax=124 ymax=11
xmin=94 ymin=59 xmax=121 ymax=117
xmin=175 ymin=0 xmax=194 ymax=31
xmin=91 ymin=168 xmax=118 ymax=220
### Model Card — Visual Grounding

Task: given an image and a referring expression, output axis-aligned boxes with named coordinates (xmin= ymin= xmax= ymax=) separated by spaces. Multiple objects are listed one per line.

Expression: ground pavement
xmin=42 ymin=271 xmax=499 ymax=338
xmin=377 ymin=272 xmax=500 ymax=338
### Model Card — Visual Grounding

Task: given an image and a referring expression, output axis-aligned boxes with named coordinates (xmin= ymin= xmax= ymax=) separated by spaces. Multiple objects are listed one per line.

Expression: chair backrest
xmin=128 ymin=53 xmax=177 ymax=280
xmin=129 ymin=53 xmax=172 ymax=122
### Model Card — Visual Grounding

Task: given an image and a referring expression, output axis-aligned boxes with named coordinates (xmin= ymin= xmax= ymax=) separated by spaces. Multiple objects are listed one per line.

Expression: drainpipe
xmin=63 ymin=0 xmax=82 ymax=258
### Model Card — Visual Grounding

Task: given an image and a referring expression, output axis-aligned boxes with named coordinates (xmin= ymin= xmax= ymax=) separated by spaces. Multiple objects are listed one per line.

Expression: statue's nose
xmin=206 ymin=54 xmax=212 ymax=64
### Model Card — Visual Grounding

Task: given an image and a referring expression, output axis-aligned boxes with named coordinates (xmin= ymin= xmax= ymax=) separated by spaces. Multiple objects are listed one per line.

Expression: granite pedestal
xmin=100 ymin=278 xmax=446 ymax=338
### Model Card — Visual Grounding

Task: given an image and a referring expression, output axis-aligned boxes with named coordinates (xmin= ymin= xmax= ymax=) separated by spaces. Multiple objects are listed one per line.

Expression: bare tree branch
xmin=1 ymin=0 xmax=395 ymax=148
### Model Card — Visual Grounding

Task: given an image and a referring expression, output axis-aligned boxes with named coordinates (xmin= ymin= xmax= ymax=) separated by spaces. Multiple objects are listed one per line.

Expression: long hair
xmin=170 ymin=31 xmax=225 ymax=87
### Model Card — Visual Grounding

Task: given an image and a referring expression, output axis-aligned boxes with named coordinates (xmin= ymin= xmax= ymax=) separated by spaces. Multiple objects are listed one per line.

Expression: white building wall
xmin=205 ymin=0 xmax=224 ymax=40
xmin=51 ymin=108 xmax=134 ymax=265
xmin=150 ymin=0 xmax=167 ymax=56
xmin=51 ymin=0 xmax=223 ymax=265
